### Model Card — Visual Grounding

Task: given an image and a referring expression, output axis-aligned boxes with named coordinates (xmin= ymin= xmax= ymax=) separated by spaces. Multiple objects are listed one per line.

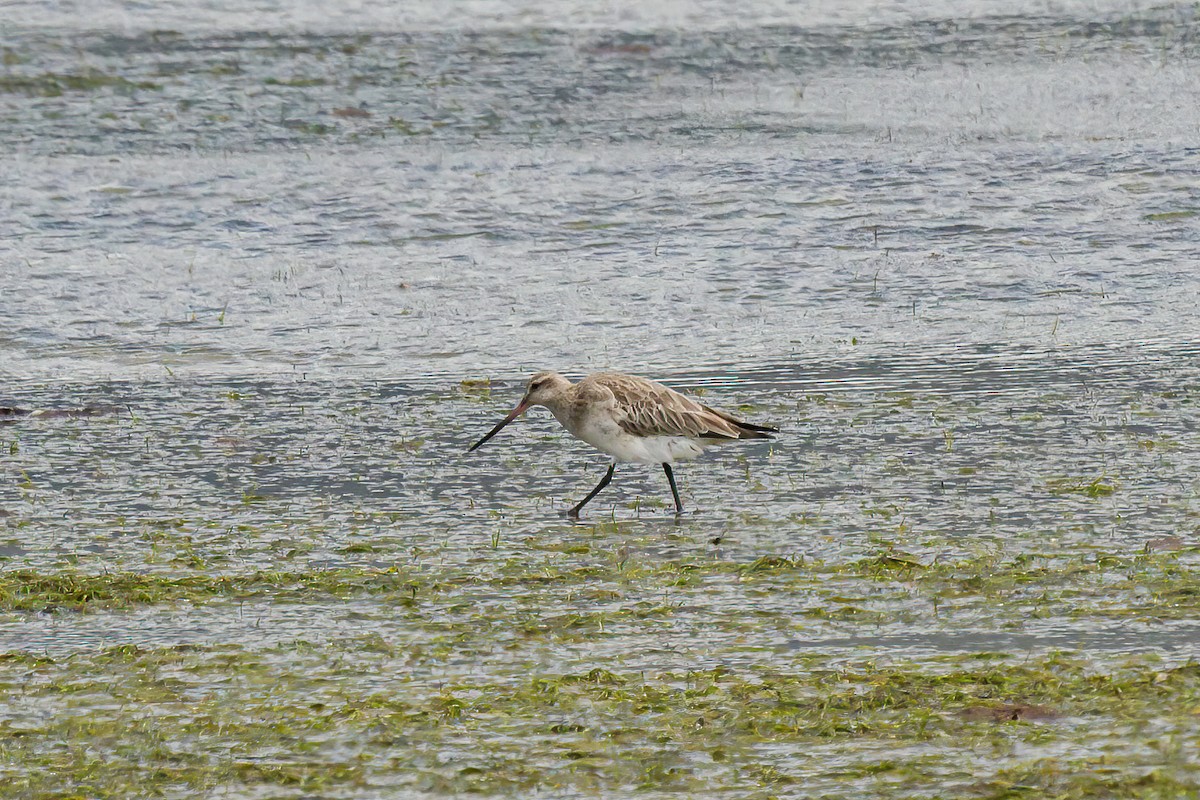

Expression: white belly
xmin=576 ymin=419 xmax=707 ymax=463
xmin=610 ymin=434 xmax=707 ymax=464
xmin=548 ymin=405 xmax=710 ymax=464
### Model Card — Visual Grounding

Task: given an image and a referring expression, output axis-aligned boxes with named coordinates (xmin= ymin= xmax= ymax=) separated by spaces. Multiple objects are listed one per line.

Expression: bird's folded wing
xmin=615 ymin=399 xmax=742 ymax=439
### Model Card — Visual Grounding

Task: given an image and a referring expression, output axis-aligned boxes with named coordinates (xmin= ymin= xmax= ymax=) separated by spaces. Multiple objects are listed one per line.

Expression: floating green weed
xmin=1047 ymin=475 xmax=1119 ymax=497
xmin=0 ymin=567 xmax=419 ymax=612
xmin=263 ymin=75 xmax=326 ymax=87
xmin=1144 ymin=210 xmax=1198 ymax=222
xmin=3 ymin=547 xmax=1199 ymax=621
xmin=0 ymin=70 xmax=160 ymax=96
xmin=0 ymin=645 xmax=1196 ymax=798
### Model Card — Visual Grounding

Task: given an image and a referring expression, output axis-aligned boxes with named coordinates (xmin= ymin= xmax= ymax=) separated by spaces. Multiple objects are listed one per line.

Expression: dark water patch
xmin=3 ymin=9 xmax=1199 ymax=155
xmin=672 ymin=338 xmax=1200 ymax=395
xmin=0 ymin=404 xmax=124 ymax=422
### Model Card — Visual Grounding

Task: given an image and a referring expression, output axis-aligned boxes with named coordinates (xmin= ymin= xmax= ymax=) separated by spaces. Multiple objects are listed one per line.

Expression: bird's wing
xmin=590 ymin=374 xmax=744 ymax=440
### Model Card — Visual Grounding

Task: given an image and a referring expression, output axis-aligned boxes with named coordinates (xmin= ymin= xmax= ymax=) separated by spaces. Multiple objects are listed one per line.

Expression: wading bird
xmin=468 ymin=371 xmax=777 ymax=517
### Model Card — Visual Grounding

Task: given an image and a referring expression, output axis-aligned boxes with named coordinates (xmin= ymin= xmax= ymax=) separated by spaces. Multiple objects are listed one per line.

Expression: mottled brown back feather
xmin=579 ymin=372 xmax=775 ymax=440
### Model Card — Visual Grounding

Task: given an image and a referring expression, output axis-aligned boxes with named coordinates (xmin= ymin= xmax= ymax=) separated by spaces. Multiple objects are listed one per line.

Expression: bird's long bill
xmin=467 ymin=401 xmax=530 ymax=452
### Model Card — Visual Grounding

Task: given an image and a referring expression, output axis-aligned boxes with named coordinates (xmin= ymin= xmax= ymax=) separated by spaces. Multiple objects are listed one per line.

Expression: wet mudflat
xmin=3 ymin=0 xmax=1200 ymax=797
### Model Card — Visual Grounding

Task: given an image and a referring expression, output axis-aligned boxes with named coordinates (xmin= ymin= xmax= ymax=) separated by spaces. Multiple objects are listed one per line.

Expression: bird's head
xmin=467 ymin=371 xmax=572 ymax=453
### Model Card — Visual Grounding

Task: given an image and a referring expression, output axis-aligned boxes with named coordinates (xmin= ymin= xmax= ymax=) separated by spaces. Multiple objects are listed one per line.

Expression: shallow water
xmin=2 ymin=0 xmax=1200 ymax=796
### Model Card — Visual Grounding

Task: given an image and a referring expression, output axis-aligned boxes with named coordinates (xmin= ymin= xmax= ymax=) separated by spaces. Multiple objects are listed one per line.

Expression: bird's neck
xmin=540 ymin=395 xmax=579 ymax=433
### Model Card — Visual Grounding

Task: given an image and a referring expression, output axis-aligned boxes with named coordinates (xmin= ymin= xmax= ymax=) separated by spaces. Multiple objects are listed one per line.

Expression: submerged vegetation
xmin=1 ymin=642 xmax=1196 ymax=799
xmin=0 ymin=69 xmax=161 ymax=96
xmin=1 ymin=536 xmax=1199 ymax=797
xmin=1 ymin=544 xmax=1199 ymax=620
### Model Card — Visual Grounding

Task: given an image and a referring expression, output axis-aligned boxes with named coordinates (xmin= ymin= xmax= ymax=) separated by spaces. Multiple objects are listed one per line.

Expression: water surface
xmin=2 ymin=1 xmax=1199 ymax=796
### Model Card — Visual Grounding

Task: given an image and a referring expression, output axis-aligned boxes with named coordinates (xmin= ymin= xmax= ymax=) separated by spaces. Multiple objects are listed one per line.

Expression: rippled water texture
xmin=2 ymin=0 xmax=1200 ymax=797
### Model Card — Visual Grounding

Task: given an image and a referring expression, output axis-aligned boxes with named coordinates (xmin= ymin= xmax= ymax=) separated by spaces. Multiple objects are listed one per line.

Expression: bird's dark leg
xmin=662 ymin=463 xmax=683 ymax=515
xmin=568 ymin=462 xmax=615 ymax=518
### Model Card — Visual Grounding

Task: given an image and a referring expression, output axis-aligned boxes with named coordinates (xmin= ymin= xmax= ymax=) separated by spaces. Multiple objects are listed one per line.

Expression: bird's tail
xmin=733 ymin=420 xmax=778 ymax=439
xmin=703 ymin=405 xmax=778 ymax=439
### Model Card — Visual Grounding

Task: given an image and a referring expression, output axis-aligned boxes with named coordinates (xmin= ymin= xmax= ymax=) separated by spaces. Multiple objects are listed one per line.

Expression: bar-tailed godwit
xmin=468 ymin=371 xmax=777 ymax=517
